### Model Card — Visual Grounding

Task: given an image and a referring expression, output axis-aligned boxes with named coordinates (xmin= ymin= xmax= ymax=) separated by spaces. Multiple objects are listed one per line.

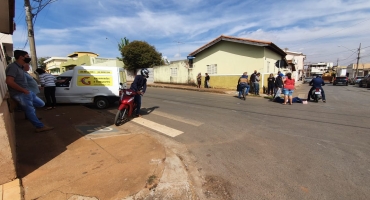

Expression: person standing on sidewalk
xmin=282 ymin=73 xmax=295 ymax=105
xmin=130 ymin=68 xmax=149 ymax=117
xmin=5 ymin=50 xmax=54 ymax=132
xmin=273 ymin=73 xmax=284 ymax=100
xmin=23 ymin=63 xmax=40 ymax=95
xmin=267 ymin=73 xmax=275 ymax=96
xmin=196 ymin=73 xmax=202 ymax=88
xmin=254 ymin=73 xmax=261 ymax=95
xmin=36 ymin=68 xmax=57 ymax=110
xmin=205 ymin=73 xmax=210 ymax=88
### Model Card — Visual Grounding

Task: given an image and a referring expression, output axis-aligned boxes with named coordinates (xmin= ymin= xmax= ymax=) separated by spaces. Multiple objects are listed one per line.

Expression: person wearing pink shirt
xmin=282 ymin=73 xmax=295 ymax=105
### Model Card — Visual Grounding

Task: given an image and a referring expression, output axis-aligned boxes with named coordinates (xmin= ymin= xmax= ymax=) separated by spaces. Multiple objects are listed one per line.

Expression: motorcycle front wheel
xmin=114 ymin=108 xmax=128 ymax=126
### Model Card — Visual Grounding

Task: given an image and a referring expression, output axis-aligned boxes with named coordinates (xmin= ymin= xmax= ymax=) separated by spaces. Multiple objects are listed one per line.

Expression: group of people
xmin=5 ymin=50 xmax=57 ymax=133
xmin=236 ymin=70 xmax=297 ymax=104
xmin=196 ymin=73 xmax=210 ymax=88
xmin=236 ymin=70 xmax=261 ymax=98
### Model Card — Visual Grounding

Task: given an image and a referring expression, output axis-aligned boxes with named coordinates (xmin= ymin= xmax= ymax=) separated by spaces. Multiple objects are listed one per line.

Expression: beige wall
xmin=154 ymin=61 xmax=191 ymax=84
xmin=192 ymin=41 xmax=282 ymax=90
xmin=193 ymin=41 xmax=264 ymax=79
xmin=0 ymin=100 xmax=16 ymax=185
xmin=91 ymin=58 xmax=124 ymax=67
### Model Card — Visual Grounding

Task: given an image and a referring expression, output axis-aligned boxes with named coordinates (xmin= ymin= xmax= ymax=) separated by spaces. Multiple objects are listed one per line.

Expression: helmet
xmin=316 ymin=75 xmax=321 ymax=78
xmin=141 ymin=68 xmax=149 ymax=78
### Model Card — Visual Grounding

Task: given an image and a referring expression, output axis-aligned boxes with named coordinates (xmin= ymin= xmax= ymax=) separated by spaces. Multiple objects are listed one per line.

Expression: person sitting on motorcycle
xmin=130 ymin=68 xmax=149 ymax=117
xmin=238 ymin=72 xmax=249 ymax=99
xmin=308 ymin=75 xmax=326 ymax=102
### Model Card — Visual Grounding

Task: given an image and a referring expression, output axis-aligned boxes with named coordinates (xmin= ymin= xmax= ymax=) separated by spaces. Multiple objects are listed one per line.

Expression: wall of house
xmin=60 ymin=55 xmax=92 ymax=71
xmin=192 ymin=41 xmax=265 ymax=89
xmin=154 ymin=61 xmax=190 ymax=84
xmin=91 ymin=58 xmax=124 ymax=67
xmin=0 ymin=40 xmax=17 ymax=185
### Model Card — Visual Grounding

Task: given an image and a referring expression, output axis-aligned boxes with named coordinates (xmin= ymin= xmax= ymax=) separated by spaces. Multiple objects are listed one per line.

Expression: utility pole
xmin=354 ymin=43 xmax=361 ymax=78
xmin=336 ymin=58 xmax=339 ymax=67
xmin=25 ymin=0 xmax=38 ymax=71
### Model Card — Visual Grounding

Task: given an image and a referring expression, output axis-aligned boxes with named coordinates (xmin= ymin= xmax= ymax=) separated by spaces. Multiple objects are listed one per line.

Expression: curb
xmin=147 ymin=84 xmax=230 ymax=94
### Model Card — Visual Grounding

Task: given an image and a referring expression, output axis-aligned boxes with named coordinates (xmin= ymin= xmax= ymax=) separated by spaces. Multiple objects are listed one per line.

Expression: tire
xmin=359 ymin=82 xmax=363 ymax=87
xmin=95 ymin=97 xmax=109 ymax=109
xmin=114 ymin=108 xmax=128 ymax=126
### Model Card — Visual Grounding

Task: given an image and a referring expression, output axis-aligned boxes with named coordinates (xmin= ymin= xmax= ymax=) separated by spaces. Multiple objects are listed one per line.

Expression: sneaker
xmin=35 ymin=126 xmax=54 ymax=133
xmin=323 ymin=100 xmax=326 ymax=103
xmin=135 ymin=114 xmax=142 ymax=117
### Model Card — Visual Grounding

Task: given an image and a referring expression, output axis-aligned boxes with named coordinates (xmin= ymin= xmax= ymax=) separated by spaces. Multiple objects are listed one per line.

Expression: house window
xmin=207 ymin=64 xmax=217 ymax=74
xmin=171 ymin=68 xmax=178 ymax=76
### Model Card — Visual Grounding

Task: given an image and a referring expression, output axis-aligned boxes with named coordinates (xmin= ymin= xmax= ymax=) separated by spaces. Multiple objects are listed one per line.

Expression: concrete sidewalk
xmin=4 ymin=105 xmax=196 ymax=200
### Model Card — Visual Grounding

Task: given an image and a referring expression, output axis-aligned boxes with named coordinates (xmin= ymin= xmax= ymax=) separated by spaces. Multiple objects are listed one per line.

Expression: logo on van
xmin=80 ymin=77 xmax=91 ymax=85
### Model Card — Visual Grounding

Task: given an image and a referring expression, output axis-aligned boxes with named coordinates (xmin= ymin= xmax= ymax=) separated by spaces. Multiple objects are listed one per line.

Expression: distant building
xmin=346 ymin=63 xmax=370 ymax=77
xmin=44 ymin=57 xmax=69 ymax=75
xmin=284 ymin=49 xmax=306 ymax=81
xmin=306 ymin=62 xmax=333 ymax=77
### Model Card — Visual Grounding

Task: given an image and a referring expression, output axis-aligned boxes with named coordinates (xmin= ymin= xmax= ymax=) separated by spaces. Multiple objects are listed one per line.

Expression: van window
xmin=56 ymin=76 xmax=72 ymax=87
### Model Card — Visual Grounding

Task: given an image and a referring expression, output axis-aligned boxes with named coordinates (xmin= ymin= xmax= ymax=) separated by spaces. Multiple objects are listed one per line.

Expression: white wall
xmin=153 ymin=60 xmax=190 ymax=84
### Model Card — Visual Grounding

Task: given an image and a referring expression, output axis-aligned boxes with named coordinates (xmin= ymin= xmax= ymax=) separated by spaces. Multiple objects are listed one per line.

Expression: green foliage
xmin=117 ymin=37 xmax=130 ymax=61
xmin=37 ymin=57 xmax=49 ymax=69
xmin=121 ymin=40 xmax=163 ymax=70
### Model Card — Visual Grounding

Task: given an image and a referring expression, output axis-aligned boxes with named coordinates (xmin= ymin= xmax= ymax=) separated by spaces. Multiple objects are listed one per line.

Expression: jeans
xmin=308 ymin=86 xmax=326 ymax=100
xmin=238 ymin=85 xmax=250 ymax=98
xmin=44 ymin=86 xmax=56 ymax=107
xmin=134 ymin=94 xmax=142 ymax=115
xmin=254 ymin=82 xmax=260 ymax=95
xmin=12 ymin=92 xmax=45 ymax=128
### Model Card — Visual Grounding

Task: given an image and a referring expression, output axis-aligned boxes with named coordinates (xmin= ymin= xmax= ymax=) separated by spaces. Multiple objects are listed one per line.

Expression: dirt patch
xmin=203 ymin=175 xmax=232 ymax=200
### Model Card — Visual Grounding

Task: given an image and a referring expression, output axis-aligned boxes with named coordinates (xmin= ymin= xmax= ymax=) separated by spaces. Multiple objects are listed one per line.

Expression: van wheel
xmin=95 ymin=97 xmax=109 ymax=109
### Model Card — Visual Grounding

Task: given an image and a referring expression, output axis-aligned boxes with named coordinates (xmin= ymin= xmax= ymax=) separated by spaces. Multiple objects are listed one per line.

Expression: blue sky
xmin=10 ymin=0 xmax=370 ymax=66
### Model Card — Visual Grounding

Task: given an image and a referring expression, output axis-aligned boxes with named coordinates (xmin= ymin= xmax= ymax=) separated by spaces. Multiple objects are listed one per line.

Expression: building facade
xmin=306 ymin=62 xmax=333 ymax=77
xmin=44 ymin=57 xmax=68 ymax=75
xmin=346 ymin=63 xmax=370 ymax=77
xmin=187 ymin=35 xmax=287 ymax=90
xmin=284 ymin=50 xmax=306 ymax=81
xmin=0 ymin=0 xmax=17 ymax=185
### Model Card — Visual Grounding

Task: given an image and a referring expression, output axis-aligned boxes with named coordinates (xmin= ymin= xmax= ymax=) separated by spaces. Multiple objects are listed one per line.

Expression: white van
xmin=55 ymin=66 xmax=127 ymax=109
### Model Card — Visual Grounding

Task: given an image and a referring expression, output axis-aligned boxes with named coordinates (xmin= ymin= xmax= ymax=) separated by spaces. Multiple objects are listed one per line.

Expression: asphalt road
xmin=117 ymin=83 xmax=370 ymax=200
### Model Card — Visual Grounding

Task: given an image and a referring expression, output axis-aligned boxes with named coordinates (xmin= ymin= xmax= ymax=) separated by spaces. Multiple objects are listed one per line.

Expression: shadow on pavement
xmin=15 ymin=104 xmax=115 ymax=178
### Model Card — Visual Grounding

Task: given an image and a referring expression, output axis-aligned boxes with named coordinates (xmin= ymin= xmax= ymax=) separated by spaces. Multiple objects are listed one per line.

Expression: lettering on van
xmin=77 ymin=76 xmax=113 ymax=86
xmin=78 ymin=70 xmax=112 ymax=74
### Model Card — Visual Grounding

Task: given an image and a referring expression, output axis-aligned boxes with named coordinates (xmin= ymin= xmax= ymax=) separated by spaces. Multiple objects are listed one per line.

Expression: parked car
xmin=303 ymin=77 xmax=313 ymax=83
xmin=333 ymin=76 xmax=348 ymax=86
xmin=359 ymin=74 xmax=370 ymax=88
xmin=349 ymin=76 xmax=364 ymax=85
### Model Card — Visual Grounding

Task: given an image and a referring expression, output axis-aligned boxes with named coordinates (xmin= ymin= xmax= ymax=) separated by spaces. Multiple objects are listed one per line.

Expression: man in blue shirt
xmin=308 ymin=75 xmax=326 ymax=102
xmin=130 ymin=68 xmax=149 ymax=117
xmin=237 ymin=72 xmax=249 ymax=99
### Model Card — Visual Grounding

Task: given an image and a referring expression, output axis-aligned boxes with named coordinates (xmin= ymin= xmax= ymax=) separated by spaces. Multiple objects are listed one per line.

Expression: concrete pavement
xmin=3 ymin=104 xmax=200 ymax=200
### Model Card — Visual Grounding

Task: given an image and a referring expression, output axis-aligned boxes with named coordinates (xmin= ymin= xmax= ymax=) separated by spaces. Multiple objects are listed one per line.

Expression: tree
xmin=37 ymin=57 xmax=49 ymax=69
xmin=121 ymin=40 xmax=163 ymax=70
xmin=117 ymin=37 xmax=130 ymax=61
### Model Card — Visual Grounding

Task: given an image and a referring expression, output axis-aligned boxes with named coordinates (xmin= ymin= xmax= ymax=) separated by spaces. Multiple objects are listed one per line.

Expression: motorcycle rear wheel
xmin=114 ymin=108 xmax=128 ymax=126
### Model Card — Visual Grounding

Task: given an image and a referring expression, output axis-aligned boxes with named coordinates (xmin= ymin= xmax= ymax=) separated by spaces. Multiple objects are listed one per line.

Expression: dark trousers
xmin=134 ymin=94 xmax=142 ymax=115
xmin=44 ymin=86 xmax=56 ymax=107
xmin=308 ymin=86 xmax=326 ymax=100
xmin=268 ymin=84 xmax=274 ymax=95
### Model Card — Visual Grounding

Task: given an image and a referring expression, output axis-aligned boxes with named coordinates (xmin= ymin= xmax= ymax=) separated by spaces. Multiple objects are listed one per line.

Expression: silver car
xmin=303 ymin=77 xmax=313 ymax=83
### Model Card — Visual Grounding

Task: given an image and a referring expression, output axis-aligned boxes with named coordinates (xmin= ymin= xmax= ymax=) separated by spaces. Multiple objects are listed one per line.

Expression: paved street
xmin=108 ymin=84 xmax=370 ymax=200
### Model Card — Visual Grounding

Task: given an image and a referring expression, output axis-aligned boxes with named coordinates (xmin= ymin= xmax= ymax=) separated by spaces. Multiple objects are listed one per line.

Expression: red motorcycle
xmin=114 ymin=89 xmax=138 ymax=126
